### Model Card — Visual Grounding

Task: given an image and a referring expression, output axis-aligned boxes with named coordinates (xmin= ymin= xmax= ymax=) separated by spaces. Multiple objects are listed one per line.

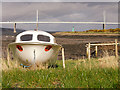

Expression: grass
xmin=60 ymin=31 xmax=120 ymax=34
xmin=1 ymin=56 xmax=119 ymax=88
xmin=53 ymin=30 xmax=120 ymax=35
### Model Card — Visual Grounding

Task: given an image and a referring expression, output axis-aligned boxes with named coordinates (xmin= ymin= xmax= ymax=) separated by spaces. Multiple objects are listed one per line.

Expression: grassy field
xmin=53 ymin=31 xmax=120 ymax=36
xmin=53 ymin=28 xmax=120 ymax=35
xmin=2 ymin=56 xmax=119 ymax=88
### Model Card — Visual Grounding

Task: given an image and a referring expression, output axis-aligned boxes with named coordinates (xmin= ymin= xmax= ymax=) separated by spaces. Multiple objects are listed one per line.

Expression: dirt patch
xmin=54 ymin=34 xmax=120 ymax=60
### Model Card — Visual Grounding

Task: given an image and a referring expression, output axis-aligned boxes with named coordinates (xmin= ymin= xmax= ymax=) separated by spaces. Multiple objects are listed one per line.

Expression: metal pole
xmin=36 ymin=10 xmax=39 ymax=31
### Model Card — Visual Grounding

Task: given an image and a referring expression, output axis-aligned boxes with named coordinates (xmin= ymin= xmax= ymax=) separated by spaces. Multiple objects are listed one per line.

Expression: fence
xmin=86 ymin=39 xmax=119 ymax=61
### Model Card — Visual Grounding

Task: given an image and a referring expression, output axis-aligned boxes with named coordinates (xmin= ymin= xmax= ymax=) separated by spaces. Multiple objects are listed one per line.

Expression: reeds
xmin=98 ymin=50 xmax=118 ymax=69
xmin=1 ymin=49 xmax=118 ymax=71
xmin=1 ymin=59 xmax=22 ymax=71
xmin=76 ymin=51 xmax=118 ymax=70
xmin=1 ymin=58 xmax=50 ymax=71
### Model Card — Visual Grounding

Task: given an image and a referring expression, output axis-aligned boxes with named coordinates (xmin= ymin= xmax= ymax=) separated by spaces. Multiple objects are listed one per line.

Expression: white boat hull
xmin=8 ymin=42 xmax=61 ymax=66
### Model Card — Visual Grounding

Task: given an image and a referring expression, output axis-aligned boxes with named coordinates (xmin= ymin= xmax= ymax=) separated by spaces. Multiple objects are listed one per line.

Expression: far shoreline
xmin=53 ymin=32 xmax=120 ymax=36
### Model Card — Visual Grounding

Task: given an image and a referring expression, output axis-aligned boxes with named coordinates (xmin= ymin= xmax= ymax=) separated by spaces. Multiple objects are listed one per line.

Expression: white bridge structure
xmin=0 ymin=21 xmax=119 ymax=33
xmin=0 ymin=10 xmax=119 ymax=33
xmin=0 ymin=21 xmax=119 ymax=24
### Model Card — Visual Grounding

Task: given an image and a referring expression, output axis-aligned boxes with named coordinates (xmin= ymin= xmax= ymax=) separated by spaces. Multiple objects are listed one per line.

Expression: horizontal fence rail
xmin=86 ymin=39 xmax=119 ymax=60
xmin=86 ymin=43 xmax=120 ymax=46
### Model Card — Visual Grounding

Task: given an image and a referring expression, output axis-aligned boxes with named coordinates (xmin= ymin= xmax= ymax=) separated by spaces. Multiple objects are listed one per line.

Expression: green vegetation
xmin=54 ymin=28 xmax=120 ymax=35
xmin=84 ymin=28 xmax=120 ymax=33
xmin=2 ymin=57 xmax=119 ymax=88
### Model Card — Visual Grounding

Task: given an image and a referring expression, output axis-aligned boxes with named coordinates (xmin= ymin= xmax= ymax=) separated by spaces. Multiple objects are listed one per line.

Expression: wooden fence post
xmin=115 ymin=39 xmax=118 ymax=58
xmin=62 ymin=48 xmax=65 ymax=68
xmin=95 ymin=46 xmax=98 ymax=57
xmin=88 ymin=43 xmax=91 ymax=61
xmin=88 ymin=43 xmax=91 ymax=70
xmin=7 ymin=48 xmax=10 ymax=66
xmin=86 ymin=46 xmax=88 ymax=57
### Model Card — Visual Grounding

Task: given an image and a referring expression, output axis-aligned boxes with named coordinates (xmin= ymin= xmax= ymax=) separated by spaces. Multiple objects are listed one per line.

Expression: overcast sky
xmin=1 ymin=1 xmax=119 ymax=31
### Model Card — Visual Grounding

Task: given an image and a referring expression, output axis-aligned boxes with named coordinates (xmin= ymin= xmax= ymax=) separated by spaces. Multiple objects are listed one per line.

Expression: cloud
xmin=2 ymin=0 xmax=120 ymax=2
xmin=2 ymin=0 xmax=63 ymax=2
xmin=2 ymin=2 xmax=118 ymax=31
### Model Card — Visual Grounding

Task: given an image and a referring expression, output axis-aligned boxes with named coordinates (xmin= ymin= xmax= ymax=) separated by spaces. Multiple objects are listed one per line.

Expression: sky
xmin=1 ymin=1 xmax=119 ymax=32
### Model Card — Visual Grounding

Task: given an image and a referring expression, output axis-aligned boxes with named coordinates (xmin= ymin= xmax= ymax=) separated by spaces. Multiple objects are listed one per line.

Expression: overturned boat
xmin=8 ymin=30 xmax=61 ymax=67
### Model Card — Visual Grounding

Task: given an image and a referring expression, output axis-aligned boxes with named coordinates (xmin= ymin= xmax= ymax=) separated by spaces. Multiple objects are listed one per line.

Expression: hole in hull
xmin=16 ymin=45 xmax=23 ymax=51
xmin=45 ymin=45 xmax=52 ymax=51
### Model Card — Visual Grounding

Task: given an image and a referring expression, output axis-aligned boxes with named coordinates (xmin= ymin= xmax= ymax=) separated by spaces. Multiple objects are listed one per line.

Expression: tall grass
xmin=1 ymin=55 xmax=119 ymax=88
xmin=2 ymin=55 xmax=118 ymax=71
xmin=0 ymin=59 xmax=2 ymax=89
xmin=2 ymin=59 xmax=22 ymax=71
xmin=1 ymin=58 xmax=49 ymax=71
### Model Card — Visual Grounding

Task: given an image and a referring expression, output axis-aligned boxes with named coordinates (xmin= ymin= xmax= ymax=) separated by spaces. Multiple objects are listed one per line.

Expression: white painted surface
xmin=8 ymin=30 xmax=61 ymax=65
xmin=16 ymin=30 xmax=55 ymax=44
xmin=0 ymin=21 xmax=119 ymax=24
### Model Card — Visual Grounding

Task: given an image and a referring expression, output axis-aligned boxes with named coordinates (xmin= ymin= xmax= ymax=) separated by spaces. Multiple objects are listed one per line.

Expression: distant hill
xmin=0 ymin=28 xmax=25 ymax=36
